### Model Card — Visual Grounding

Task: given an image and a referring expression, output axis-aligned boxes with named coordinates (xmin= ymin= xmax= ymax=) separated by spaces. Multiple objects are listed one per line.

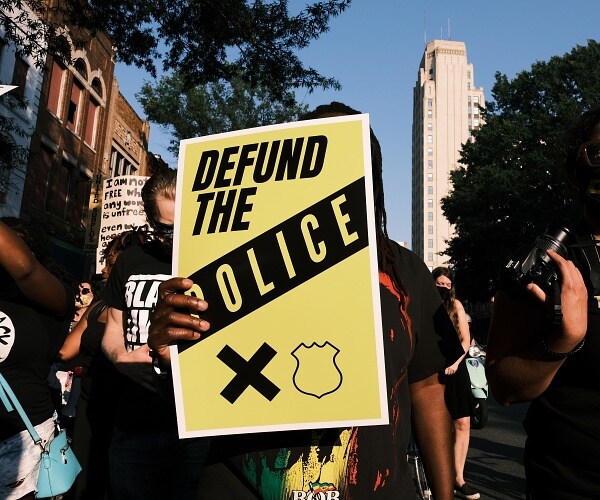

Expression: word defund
xmin=190 ymin=135 xmax=328 ymax=234
xmin=193 ymin=135 xmax=328 ymax=191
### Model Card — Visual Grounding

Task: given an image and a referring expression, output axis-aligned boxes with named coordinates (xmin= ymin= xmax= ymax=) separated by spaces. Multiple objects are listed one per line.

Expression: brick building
xmin=14 ymin=22 xmax=153 ymax=279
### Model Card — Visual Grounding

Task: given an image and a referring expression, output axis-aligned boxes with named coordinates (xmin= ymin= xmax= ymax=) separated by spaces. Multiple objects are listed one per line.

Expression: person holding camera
xmin=487 ymin=108 xmax=600 ymax=499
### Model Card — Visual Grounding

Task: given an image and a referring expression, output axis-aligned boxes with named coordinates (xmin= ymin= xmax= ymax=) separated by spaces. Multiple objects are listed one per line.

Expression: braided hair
xmin=301 ymin=102 xmax=406 ymax=301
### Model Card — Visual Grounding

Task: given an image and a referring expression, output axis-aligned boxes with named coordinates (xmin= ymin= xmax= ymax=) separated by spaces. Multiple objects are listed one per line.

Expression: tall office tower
xmin=411 ymin=40 xmax=484 ymax=269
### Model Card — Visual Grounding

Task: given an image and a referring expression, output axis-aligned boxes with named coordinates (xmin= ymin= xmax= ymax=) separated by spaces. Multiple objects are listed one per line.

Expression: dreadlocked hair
xmin=301 ymin=102 xmax=407 ymax=303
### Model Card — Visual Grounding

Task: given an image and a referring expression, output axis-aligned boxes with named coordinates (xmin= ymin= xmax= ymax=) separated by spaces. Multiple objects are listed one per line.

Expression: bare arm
xmin=487 ymin=250 xmax=587 ymax=405
xmin=410 ymin=373 xmax=454 ymax=500
xmin=444 ymin=299 xmax=470 ymax=374
xmin=0 ymin=220 xmax=68 ymax=315
xmin=58 ymin=304 xmax=92 ymax=361
xmin=101 ymin=306 xmax=154 ymax=391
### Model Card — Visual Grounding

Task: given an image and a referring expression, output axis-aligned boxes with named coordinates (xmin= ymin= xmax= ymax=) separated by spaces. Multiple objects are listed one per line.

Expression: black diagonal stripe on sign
xmin=217 ymin=343 xmax=280 ymax=403
xmin=180 ymin=177 xmax=368 ymax=353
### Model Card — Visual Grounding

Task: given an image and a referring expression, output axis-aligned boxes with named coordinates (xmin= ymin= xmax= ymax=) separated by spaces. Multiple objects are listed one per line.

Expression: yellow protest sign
xmin=171 ymin=115 xmax=387 ymax=438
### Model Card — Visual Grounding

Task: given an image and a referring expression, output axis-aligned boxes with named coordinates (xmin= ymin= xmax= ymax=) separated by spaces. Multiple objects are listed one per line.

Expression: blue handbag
xmin=0 ymin=373 xmax=81 ymax=498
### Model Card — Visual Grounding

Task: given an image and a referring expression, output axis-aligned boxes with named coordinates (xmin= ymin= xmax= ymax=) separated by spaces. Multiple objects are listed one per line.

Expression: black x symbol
xmin=217 ymin=343 xmax=280 ymax=404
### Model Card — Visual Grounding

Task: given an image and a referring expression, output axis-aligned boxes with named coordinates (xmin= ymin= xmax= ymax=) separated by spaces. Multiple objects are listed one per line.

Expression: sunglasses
xmin=578 ymin=141 xmax=600 ymax=167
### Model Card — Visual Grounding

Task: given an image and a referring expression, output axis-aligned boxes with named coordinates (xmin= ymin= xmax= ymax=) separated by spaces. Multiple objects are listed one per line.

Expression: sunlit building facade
xmin=411 ymin=40 xmax=484 ymax=269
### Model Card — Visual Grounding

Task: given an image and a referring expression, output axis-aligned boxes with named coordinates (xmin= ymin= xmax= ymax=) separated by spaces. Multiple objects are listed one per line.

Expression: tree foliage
xmin=0 ymin=0 xmax=72 ymax=67
xmin=0 ymin=94 xmax=30 ymax=192
xmin=137 ymin=73 xmax=308 ymax=156
xmin=2 ymin=0 xmax=351 ymax=100
xmin=442 ymin=39 xmax=600 ymax=302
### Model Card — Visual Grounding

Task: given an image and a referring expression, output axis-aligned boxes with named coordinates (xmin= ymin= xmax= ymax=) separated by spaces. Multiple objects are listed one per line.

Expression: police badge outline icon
xmin=292 ymin=341 xmax=343 ymax=399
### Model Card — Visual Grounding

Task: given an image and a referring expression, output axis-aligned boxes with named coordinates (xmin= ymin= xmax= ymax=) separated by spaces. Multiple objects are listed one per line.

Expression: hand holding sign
xmin=148 ymin=277 xmax=210 ymax=366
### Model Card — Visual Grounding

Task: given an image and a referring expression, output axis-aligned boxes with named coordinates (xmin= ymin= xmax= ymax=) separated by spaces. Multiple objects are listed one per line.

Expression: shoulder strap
xmin=0 ymin=373 xmax=42 ymax=444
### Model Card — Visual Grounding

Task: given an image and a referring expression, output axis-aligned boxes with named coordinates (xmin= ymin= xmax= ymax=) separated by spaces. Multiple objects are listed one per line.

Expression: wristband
xmin=540 ymin=336 xmax=586 ymax=359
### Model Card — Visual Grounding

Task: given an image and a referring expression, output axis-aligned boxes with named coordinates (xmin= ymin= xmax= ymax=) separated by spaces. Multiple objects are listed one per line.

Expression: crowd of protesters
xmin=2 ymin=104 xmax=599 ymax=500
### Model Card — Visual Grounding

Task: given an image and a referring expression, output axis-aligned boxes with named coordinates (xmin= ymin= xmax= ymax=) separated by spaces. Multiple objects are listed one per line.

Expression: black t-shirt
xmin=524 ymin=226 xmax=600 ymax=497
xmin=0 ymin=286 xmax=72 ymax=441
xmin=102 ymin=242 xmax=174 ymax=432
xmin=200 ymin=242 xmax=462 ymax=499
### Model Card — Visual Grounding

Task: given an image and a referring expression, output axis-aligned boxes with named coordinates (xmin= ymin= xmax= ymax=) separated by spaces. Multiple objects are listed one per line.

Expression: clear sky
xmin=116 ymin=0 xmax=600 ymax=247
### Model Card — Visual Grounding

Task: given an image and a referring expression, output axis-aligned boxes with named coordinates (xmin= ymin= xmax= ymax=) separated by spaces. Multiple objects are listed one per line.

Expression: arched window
xmin=91 ymin=77 xmax=102 ymax=98
xmin=74 ymin=58 xmax=87 ymax=79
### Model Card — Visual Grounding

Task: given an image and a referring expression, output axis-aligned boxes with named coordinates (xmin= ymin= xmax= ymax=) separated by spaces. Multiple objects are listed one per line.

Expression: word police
xmin=192 ymin=135 xmax=327 ymax=234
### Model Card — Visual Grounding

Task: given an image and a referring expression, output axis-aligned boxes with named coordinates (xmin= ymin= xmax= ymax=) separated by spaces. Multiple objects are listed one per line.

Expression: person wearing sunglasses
xmin=72 ymin=282 xmax=95 ymax=327
xmin=101 ymin=169 xmax=210 ymax=500
xmin=487 ymin=108 xmax=600 ymax=499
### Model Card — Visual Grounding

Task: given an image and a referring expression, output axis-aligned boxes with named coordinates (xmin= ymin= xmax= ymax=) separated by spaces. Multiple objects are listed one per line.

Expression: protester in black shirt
xmin=0 ymin=218 xmax=72 ymax=500
xmin=148 ymin=103 xmax=463 ymax=499
xmin=488 ymin=108 xmax=600 ymax=498
xmin=101 ymin=169 xmax=210 ymax=500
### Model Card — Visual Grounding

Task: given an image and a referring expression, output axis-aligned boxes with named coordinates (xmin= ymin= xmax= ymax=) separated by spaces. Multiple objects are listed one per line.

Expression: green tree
xmin=2 ymin=0 xmax=351 ymax=99
xmin=137 ymin=73 xmax=308 ymax=156
xmin=0 ymin=99 xmax=29 ymax=192
xmin=442 ymin=39 xmax=600 ymax=301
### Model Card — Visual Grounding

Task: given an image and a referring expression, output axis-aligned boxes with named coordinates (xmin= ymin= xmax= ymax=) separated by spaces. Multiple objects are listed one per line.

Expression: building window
xmin=427 ymin=199 xmax=433 ymax=208
xmin=84 ymin=98 xmax=99 ymax=148
xmin=428 ymin=212 xmax=433 ymax=221
xmin=427 ymin=135 xmax=433 ymax=143
xmin=111 ymin=147 xmax=138 ymax=176
xmin=47 ymin=60 xmax=66 ymax=117
xmin=428 ymin=225 xmax=433 ymax=234
xmin=32 ymin=147 xmax=54 ymax=209
xmin=428 ymin=239 xmax=433 ymax=248
xmin=91 ymin=77 xmax=103 ymax=98
xmin=427 ymin=123 xmax=432 ymax=131
xmin=427 ymin=160 xmax=433 ymax=169
xmin=74 ymin=58 xmax=87 ymax=80
xmin=51 ymin=160 xmax=73 ymax=217
xmin=427 ymin=252 xmax=433 ymax=261
xmin=473 ymin=96 xmax=479 ymax=104
xmin=474 ymin=118 xmax=480 ymax=127
xmin=427 ymin=186 xmax=433 ymax=195
xmin=427 ymin=98 xmax=433 ymax=107
xmin=427 ymin=148 xmax=433 ymax=156
xmin=67 ymin=79 xmax=84 ymax=133
xmin=427 ymin=110 xmax=433 ymax=118
xmin=11 ymin=58 xmax=28 ymax=99
xmin=427 ymin=173 xmax=433 ymax=182
xmin=467 ymin=82 xmax=471 ymax=90
xmin=67 ymin=169 xmax=90 ymax=227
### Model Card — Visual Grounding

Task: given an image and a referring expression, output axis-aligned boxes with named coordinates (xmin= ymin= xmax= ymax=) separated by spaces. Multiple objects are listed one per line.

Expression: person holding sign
xmin=148 ymin=103 xmax=463 ymax=499
xmin=101 ymin=169 xmax=210 ymax=500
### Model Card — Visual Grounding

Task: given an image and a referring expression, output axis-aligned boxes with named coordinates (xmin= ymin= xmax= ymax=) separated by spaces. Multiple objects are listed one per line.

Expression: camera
xmin=503 ymin=224 xmax=573 ymax=296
